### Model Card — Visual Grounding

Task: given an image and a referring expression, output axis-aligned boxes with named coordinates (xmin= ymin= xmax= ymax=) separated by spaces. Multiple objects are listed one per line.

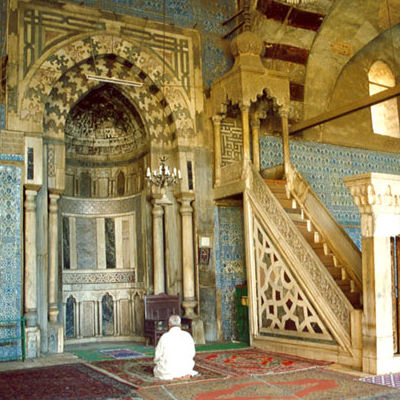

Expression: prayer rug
xmin=194 ymin=347 xmax=331 ymax=376
xmin=100 ymin=349 xmax=147 ymax=360
xmin=89 ymin=357 xmax=228 ymax=388
xmin=138 ymin=368 xmax=400 ymax=400
xmin=67 ymin=343 xmax=154 ymax=362
xmin=361 ymin=373 xmax=400 ymax=389
xmin=0 ymin=363 xmax=141 ymax=400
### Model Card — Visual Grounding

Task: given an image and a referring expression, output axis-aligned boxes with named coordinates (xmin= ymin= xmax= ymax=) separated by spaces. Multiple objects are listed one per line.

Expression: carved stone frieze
xmin=344 ymin=173 xmax=400 ymax=237
xmin=63 ymin=270 xmax=135 ymax=284
xmin=61 ymin=195 xmax=139 ymax=215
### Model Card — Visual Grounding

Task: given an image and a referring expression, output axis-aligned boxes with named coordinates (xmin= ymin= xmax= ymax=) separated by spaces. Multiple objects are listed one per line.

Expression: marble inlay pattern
xmin=65 ymin=0 xmax=235 ymax=87
xmin=214 ymin=206 xmax=246 ymax=341
xmin=63 ymin=271 xmax=135 ymax=284
xmin=260 ymin=136 xmax=400 ymax=249
xmin=0 ymin=165 xmax=22 ymax=360
xmin=62 ymin=196 xmax=138 ymax=215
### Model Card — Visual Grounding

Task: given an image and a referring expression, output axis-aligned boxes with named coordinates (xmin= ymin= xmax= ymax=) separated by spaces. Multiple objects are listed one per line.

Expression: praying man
xmin=153 ymin=314 xmax=198 ymax=380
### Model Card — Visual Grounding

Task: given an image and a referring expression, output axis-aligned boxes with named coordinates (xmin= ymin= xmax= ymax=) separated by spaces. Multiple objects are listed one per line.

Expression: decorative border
xmin=63 ymin=270 xmax=135 ymax=284
xmin=61 ymin=195 xmax=139 ymax=215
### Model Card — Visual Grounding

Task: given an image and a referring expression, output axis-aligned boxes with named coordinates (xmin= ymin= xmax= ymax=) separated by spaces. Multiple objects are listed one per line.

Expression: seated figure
xmin=153 ymin=314 xmax=198 ymax=380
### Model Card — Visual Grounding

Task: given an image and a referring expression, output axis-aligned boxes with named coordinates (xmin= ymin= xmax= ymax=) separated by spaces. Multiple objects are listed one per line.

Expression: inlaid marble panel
xmin=214 ymin=206 xmax=246 ymax=341
xmin=81 ymin=301 xmax=95 ymax=337
xmin=64 ymin=0 xmax=234 ymax=87
xmin=105 ymin=218 xmax=116 ymax=269
xmin=0 ymin=164 xmax=22 ymax=360
xmin=102 ymin=294 xmax=114 ymax=336
xmin=76 ymin=218 xmax=97 ymax=270
xmin=260 ymin=136 xmax=400 ymax=249
xmin=66 ymin=296 xmax=75 ymax=338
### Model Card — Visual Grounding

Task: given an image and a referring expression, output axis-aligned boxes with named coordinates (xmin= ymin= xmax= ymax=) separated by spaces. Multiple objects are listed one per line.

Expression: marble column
xmin=280 ymin=107 xmax=291 ymax=177
xmin=344 ymin=173 xmax=400 ymax=374
xmin=48 ymin=193 xmax=60 ymax=322
xmin=250 ymin=114 xmax=261 ymax=171
xmin=177 ymin=193 xmax=197 ymax=318
xmin=152 ymin=199 xmax=165 ymax=294
xmin=24 ymin=189 xmax=38 ymax=327
xmin=212 ymin=115 xmax=222 ymax=185
xmin=24 ymin=189 xmax=41 ymax=358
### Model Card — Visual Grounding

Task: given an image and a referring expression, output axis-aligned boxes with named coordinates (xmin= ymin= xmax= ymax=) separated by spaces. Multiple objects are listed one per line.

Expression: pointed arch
xmin=368 ymin=60 xmax=400 ymax=137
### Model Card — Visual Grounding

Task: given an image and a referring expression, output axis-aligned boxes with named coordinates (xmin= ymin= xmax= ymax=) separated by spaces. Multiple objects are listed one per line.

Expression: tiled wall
xmin=0 ymin=161 xmax=23 ymax=360
xmin=0 ymin=0 xmax=6 ymax=129
xmin=66 ymin=0 xmax=234 ymax=87
xmin=214 ymin=206 xmax=246 ymax=341
xmin=260 ymin=136 xmax=400 ymax=249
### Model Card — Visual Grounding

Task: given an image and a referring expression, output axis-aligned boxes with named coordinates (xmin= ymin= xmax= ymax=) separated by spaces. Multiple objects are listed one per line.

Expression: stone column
xmin=240 ymin=103 xmax=251 ymax=162
xmin=24 ymin=189 xmax=41 ymax=358
xmin=212 ymin=115 xmax=222 ymax=185
xmin=280 ymin=107 xmax=291 ymax=177
xmin=177 ymin=193 xmax=197 ymax=318
xmin=177 ymin=193 xmax=205 ymax=344
xmin=25 ymin=189 xmax=39 ymax=327
xmin=250 ymin=114 xmax=261 ymax=171
xmin=152 ymin=199 xmax=165 ymax=294
xmin=48 ymin=193 xmax=60 ymax=322
xmin=344 ymin=172 xmax=400 ymax=374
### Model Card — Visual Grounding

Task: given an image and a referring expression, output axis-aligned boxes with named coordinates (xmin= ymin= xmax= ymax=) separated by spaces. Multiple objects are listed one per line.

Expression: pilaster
xmin=344 ymin=172 xmax=400 ymax=374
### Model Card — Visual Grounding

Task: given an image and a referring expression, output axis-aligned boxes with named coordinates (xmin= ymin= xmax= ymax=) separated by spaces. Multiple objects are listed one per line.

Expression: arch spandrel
xmin=19 ymin=34 xmax=195 ymax=141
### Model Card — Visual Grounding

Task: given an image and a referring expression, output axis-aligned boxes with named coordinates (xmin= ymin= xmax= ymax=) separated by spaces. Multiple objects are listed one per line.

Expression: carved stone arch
xmin=21 ymin=33 xmax=195 ymax=141
xmin=44 ymin=56 xmax=174 ymax=145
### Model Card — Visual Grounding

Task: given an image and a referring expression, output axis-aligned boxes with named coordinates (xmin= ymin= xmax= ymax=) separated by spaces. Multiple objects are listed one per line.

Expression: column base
xmin=47 ymin=322 xmax=64 ymax=354
xmin=192 ymin=318 xmax=205 ymax=345
xmin=182 ymin=298 xmax=197 ymax=319
xmin=25 ymin=326 xmax=41 ymax=359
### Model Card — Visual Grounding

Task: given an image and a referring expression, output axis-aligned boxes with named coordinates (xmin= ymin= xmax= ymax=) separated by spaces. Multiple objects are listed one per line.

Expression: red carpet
xmin=0 ymin=363 xmax=140 ymax=399
xmin=89 ymin=356 xmax=228 ymax=388
xmin=138 ymin=368 xmax=400 ymax=400
xmin=194 ymin=348 xmax=331 ymax=376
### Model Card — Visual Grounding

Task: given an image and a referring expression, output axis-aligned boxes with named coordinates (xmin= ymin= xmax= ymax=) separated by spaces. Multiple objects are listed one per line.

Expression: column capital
xmin=239 ymin=102 xmax=250 ymax=112
xmin=211 ymin=115 xmax=222 ymax=126
xmin=344 ymin=173 xmax=400 ymax=237
xmin=279 ymin=105 xmax=290 ymax=119
xmin=176 ymin=192 xmax=195 ymax=203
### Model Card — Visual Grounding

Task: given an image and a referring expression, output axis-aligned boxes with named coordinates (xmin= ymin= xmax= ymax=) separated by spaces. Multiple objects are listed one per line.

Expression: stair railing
xmin=286 ymin=164 xmax=362 ymax=290
xmin=244 ymin=162 xmax=354 ymax=349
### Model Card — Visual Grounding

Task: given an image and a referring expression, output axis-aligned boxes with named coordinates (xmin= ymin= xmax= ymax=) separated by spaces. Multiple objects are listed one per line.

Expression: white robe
xmin=153 ymin=326 xmax=198 ymax=380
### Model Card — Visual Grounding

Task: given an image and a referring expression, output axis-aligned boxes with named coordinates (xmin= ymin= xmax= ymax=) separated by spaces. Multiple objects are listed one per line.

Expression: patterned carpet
xmin=89 ymin=356 xmax=228 ymax=388
xmin=0 ymin=363 xmax=140 ymax=400
xmin=361 ymin=373 xmax=400 ymax=389
xmin=194 ymin=348 xmax=331 ymax=376
xmin=68 ymin=343 xmax=154 ymax=362
xmin=137 ymin=368 xmax=400 ymax=400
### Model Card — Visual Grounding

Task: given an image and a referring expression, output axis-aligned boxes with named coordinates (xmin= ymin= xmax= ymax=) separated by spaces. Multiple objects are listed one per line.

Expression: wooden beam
xmin=290 ymin=83 xmax=400 ymax=135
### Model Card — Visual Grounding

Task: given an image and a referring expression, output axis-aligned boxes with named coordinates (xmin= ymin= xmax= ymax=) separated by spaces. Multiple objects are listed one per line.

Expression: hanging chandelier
xmin=146 ymin=156 xmax=182 ymax=201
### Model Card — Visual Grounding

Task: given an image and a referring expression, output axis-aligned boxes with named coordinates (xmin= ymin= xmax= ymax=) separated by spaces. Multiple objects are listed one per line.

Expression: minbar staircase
xmin=265 ymin=178 xmax=362 ymax=310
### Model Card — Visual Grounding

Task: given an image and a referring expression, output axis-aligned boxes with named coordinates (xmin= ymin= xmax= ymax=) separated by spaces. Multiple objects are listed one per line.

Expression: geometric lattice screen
xmin=253 ymin=217 xmax=334 ymax=343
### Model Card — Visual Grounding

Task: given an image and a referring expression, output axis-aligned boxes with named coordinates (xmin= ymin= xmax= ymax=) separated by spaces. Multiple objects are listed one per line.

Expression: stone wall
xmin=261 ymin=136 xmax=400 ymax=249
